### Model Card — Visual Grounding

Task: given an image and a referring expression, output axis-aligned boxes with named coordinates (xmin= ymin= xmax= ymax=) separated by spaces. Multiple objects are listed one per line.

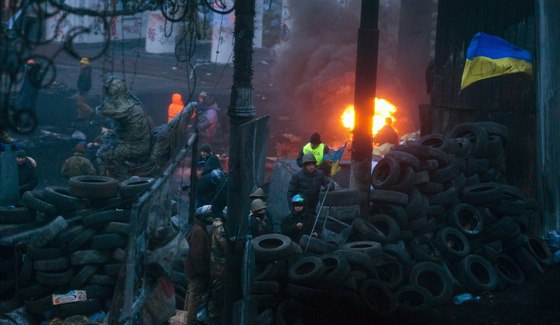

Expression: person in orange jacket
xmin=167 ymin=93 xmax=185 ymax=122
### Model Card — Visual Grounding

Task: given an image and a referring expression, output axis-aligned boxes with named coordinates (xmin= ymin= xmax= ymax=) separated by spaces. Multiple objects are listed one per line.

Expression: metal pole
xmin=350 ymin=0 xmax=379 ymax=218
xmin=225 ymin=0 xmax=256 ymax=323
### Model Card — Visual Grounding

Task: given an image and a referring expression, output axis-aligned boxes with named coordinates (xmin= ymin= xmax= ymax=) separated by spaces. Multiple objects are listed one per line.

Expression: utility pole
xmin=224 ymin=0 xmax=256 ymax=323
xmin=350 ymin=0 xmax=379 ymax=217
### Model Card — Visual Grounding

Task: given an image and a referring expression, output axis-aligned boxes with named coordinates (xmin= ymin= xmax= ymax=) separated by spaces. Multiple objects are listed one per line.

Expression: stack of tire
xmin=0 ymin=176 xmax=153 ymax=321
xmin=249 ymin=121 xmax=552 ymax=322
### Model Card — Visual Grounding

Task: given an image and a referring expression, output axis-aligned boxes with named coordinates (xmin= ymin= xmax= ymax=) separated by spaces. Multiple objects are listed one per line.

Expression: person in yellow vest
xmin=296 ymin=132 xmax=330 ymax=174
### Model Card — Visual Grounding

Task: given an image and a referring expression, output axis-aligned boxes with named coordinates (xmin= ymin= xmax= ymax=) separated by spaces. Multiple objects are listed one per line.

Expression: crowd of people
xmin=183 ymin=133 xmax=335 ymax=324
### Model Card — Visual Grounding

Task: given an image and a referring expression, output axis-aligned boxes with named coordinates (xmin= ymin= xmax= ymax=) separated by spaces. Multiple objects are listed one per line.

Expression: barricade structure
xmin=120 ymin=107 xmax=194 ymax=324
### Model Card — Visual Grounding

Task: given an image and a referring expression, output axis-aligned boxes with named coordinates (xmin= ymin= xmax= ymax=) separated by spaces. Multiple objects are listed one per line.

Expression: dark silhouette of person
xmin=373 ymin=117 xmax=399 ymax=146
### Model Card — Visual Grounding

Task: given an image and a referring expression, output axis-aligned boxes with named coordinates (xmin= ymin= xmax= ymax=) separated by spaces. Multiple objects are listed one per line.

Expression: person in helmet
xmin=76 ymin=57 xmax=94 ymax=120
xmin=96 ymin=77 xmax=152 ymax=179
xmin=281 ymin=194 xmax=317 ymax=243
xmin=184 ymin=205 xmax=212 ymax=325
xmin=249 ymin=198 xmax=272 ymax=236
xmin=249 ymin=187 xmax=267 ymax=201
xmin=287 ymin=153 xmax=334 ymax=214
xmin=208 ymin=206 xmax=228 ymax=323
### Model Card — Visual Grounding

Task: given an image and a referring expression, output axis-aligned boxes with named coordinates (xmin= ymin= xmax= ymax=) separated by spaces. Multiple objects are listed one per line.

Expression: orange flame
xmin=340 ymin=98 xmax=397 ymax=136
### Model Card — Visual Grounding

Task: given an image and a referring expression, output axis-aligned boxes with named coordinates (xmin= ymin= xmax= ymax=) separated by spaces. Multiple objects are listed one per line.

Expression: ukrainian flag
xmin=461 ymin=32 xmax=533 ymax=90
xmin=330 ymin=142 xmax=346 ymax=177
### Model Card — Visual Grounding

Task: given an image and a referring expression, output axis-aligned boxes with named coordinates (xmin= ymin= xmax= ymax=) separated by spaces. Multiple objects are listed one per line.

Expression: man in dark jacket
xmin=282 ymin=194 xmax=318 ymax=243
xmin=373 ymin=117 xmax=399 ymax=146
xmin=287 ymin=153 xmax=334 ymax=214
xmin=76 ymin=57 xmax=94 ymax=120
xmin=16 ymin=150 xmax=38 ymax=196
xmin=184 ymin=205 xmax=212 ymax=325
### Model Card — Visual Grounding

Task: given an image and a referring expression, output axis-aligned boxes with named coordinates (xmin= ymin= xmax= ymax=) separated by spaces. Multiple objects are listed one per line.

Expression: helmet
xmin=301 ymin=153 xmax=317 ymax=165
xmin=291 ymin=194 xmax=305 ymax=205
xmin=249 ymin=187 xmax=266 ymax=199
xmin=80 ymin=57 xmax=90 ymax=65
xmin=210 ymin=169 xmax=225 ymax=184
xmin=195 ymin=205 xmax=213 ymax=224
xmin=104 ymin=77 xmax=127 ymax=97
xmin=250 ymin=199 xmax=266 ymax=214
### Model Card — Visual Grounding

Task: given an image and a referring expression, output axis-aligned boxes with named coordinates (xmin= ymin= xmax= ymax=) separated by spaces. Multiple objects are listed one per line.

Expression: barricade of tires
xmin=250 ymin=122 xmax=552 ymax=322
xmin=0 ymin=176 xmax=155 ymax=321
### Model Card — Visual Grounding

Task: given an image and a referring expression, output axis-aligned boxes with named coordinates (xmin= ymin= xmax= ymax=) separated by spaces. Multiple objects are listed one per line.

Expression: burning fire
xmin=340 ymin=98 xmax=397 ymax=136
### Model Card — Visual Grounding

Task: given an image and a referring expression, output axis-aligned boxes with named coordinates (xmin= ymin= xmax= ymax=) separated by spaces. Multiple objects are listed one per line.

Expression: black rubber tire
xmin=91 ymin=233 xmax=128 ymax=250
xmin=285 ymin=283 xmax=328 ymax=300
xmin=395 ymin=284 xmax=433 ymax=313
xmin=417 ymin=182 xmax=444 ymax=194
xmin=104 ymin=222 xmax=131 ymax=235
xmin=21 ymin=191 xmax=56 ymax=215
xmin=118 ymin=177 xmax=154 ymax=199
xmin=253 ymin=234 xmax=294 ymax=262
xmin=385 ymin=150 xmax=420 ymax=170
xmin=387 ymin=166 xmax=416 ymax=192
xmin=435 ymin=227 xmax=470 ymax=259
xmin=430 ymin=164 xmax=459 ymax=184
xmin=461 ymin=183 xmax=504 ymax=206
xmin=316 ymin=253 xmax=350 ymax=289
xmin=66 ymin=228 xmax=97 ymax=252
xmin=104 ymin=263 xmax=123 ymax=276
xmin=17 ymin=283 xmax=48 ymax=300
xmin=408 ymin=235 xmax=442 ymax=263
xmin=69 ymin=265 xmax=99 ymax=289
xmin=29 ymin=216 xmax=68 ymax=248
xmin=418 ymin=159 xmax=439 ymax=172
xmin=428 ymin=187 xmax=458 ymax=207
xmin=319 ymin=188 xmax=361 ymax=206
xmin=370 ymin=189 xmax=408 ymax=206
xmin=298 ymin=235 xmax=338 ymax=254
xmin=510 ymin=247 xmax=544 ymax=277
xmin=448 ymin=203 xmax=483 ymax=237
xmin=526 ymin=236 xmax=552 ymax=266
xmin=89 ymin=274 xmax=115 ymax=286
xmin=405 ymin=188 xmax=427 ymax=221
xmin=447 ymin=122 xmax=489 ymax=158
xmin=69 ymin=176 xmax=119 ymax=199
xmin=287 ymin=256 xmax=326 ymax=285
xmin=81 ymin=285 xmax=112 ymax=299
xmin=251 ymin=281 xmax=280 ymax=295
xmin=336 ymin=249 xmax=375 ymax=274
xmin=383 ymin=243 xmax=414 ymax=272
xmin=371 ymin=157 xmax=401 ymax=189
xmin=414 ymin=170 xmax=430 ymax=185
xmin=475 ymin=121 xmax=510 ymax=142
xmin=418 ymin=134 xmax=448 ymax=152
xmin=371 ymin=254 xmax=404 ymax=290
xmin=0 ymin=206 xmax=36 ymax=224
xmin=364 ymin=213 xmax=400 ymax=244
xmin=493 ymin=254 xmax=524 ymax=289
xmin=55 ymin=225 xmax=84 ymax=247
xmin=18 ymin=255 xmax=33 ymax=286
xmin=255 ymin=262 xmax=277 ymax=281
xmin=406 ymin=216 xmax=428 ymax=232
xmin=27 ymin=246 xmax=65 ymax=260
xmin=70 ymin=250 xmax=111 ymax=266
xmin=409 ymin=262 xmax=453 ymax=305
xmin=42 ymin=186 xmax=89 ymax=211
xmin=24 ymin=295 xmax=54 ymax=314
xmin=391 ymin=143 xmax=431 ymax=159
xmin=485 ymin=134 xmax=504 ymax=154
xmin=82 ymin=209 xmax=131 ymax=228
xmin=458 ymin=255 xmax=498 ymax=292
xmin=53 ymin=298 xmax=103 ymax=318
xmin=483 ymin=217 xmax=517 ymax=242
xmin=36 ymin=269 xmax=73 ymax=286
xmin=112 ymin=248 xmax=127 ymax=263
xmin=358 ymin=279 xmax=397 ymax=314
xmin=33 ymin=257 xmax=69 ymax=272
xmin=370 ymin=203 xmax=408 ymax=229
xmin=342 ymin=241 xmax=383 ymax=258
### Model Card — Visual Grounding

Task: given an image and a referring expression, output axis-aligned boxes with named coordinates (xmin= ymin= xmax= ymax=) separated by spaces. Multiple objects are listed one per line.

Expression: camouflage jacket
xmin=61 ymin=153 xmax=96 ymax=178
xmin=251 ymin=213 xmax=272 ymax=237
xmin=210 ymin=220 xmax=227 ymax=277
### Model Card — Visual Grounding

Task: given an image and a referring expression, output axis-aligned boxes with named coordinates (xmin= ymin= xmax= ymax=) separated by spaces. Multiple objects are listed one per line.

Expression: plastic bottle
xmin=453 ymin=293 xmax=481 ymax=305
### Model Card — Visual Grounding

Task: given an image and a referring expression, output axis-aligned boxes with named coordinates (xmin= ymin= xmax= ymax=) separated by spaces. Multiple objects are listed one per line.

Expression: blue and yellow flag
xmin=461 ymin=32 xmax=533 ymax=90
xmin=330 ymin=142 xmax=346 ymax=177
